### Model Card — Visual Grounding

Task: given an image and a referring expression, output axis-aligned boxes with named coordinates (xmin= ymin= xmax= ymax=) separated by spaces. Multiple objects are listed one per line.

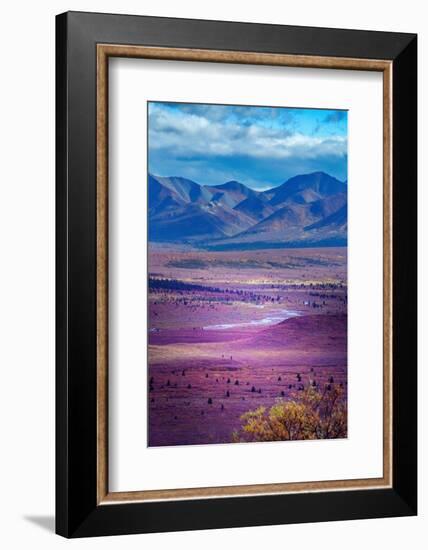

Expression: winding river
xmin=203 ymin=308 xmax=301 ymax=331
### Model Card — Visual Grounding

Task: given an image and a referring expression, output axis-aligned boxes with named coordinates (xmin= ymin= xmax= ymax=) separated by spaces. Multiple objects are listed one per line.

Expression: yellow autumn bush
xmin=232 ymin=384 xmax=347 ymax=442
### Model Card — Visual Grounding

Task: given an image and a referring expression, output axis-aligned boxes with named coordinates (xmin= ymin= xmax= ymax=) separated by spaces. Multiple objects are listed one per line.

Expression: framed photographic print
xmin=56 ymin=11 xmax=417 ymax=537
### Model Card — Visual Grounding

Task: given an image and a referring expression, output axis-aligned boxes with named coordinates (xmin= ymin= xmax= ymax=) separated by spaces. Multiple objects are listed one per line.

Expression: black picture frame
xmin=56 ymin=11 xmax=417 ymax=538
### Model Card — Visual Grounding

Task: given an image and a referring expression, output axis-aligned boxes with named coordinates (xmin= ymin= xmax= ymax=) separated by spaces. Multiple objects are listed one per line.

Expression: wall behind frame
xmin=0 ymin=0 xmax=424 ymax=549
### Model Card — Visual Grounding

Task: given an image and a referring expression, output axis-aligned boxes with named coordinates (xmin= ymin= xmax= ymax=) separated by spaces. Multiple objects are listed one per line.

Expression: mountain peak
xmin=215 ymin=180 xmax=247 ymax=191
xmin=286 ymin=171 xmax=344 ymax=184
xmin=268 ymin=171 xmax=346 ymax=207
xmin=306 ymin=170 xmax=329 ymax=177
xmin=148 ymin=171 xmax=347 ymax=248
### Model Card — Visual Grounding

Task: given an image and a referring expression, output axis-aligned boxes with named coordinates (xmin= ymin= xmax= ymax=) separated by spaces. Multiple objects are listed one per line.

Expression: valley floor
xmin=148 ymin=247 xmax=347 ymax=446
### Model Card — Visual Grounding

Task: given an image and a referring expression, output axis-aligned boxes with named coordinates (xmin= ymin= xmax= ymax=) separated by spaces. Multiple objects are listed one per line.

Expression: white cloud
xmin=148 ymin=107 xmax=347 ymax=162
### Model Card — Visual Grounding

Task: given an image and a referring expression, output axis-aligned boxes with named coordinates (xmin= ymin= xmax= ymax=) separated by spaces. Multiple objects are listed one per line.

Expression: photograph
xmin=147 ymin=101 xmax=348 ymax=447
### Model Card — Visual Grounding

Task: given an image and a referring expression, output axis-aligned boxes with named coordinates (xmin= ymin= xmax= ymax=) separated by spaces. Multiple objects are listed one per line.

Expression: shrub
xmin=232 ymin=385 xmax=347 ymax=442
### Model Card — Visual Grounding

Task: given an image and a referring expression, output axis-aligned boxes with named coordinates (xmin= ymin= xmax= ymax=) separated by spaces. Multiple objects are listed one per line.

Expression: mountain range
xmin=148 ymin=171 xmax=347 ymax=250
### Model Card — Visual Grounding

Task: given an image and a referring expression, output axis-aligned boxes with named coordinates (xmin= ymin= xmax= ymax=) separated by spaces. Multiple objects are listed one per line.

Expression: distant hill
xmin=268 ymin=171 xmax=346 ymax=206
xmin=233 ymin=194 xmax=275 ymax=222
xmin=206 ymin=180 xmax=258 ymax=208
xmin=249 ymin=313 xmax=347 ymax=351
xmin=148 ymin=171 xmax=347 ymax=249
xmin=305 ymin=203 xmax=347 ymax=231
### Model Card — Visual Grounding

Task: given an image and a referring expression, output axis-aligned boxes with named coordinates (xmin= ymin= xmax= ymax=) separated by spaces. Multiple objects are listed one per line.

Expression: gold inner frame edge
xmin=96 ymin=44 xmax=393 ymax=505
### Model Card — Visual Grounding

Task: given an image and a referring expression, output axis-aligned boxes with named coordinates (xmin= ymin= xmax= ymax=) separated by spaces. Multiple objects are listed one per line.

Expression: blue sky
xmin=148 ymin=102 xmax=347 ymax=190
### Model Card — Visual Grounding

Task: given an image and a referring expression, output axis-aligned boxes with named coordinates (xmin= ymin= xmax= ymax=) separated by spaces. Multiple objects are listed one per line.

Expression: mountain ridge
xmin=148 ymin=171 xmax=347 ymax=249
